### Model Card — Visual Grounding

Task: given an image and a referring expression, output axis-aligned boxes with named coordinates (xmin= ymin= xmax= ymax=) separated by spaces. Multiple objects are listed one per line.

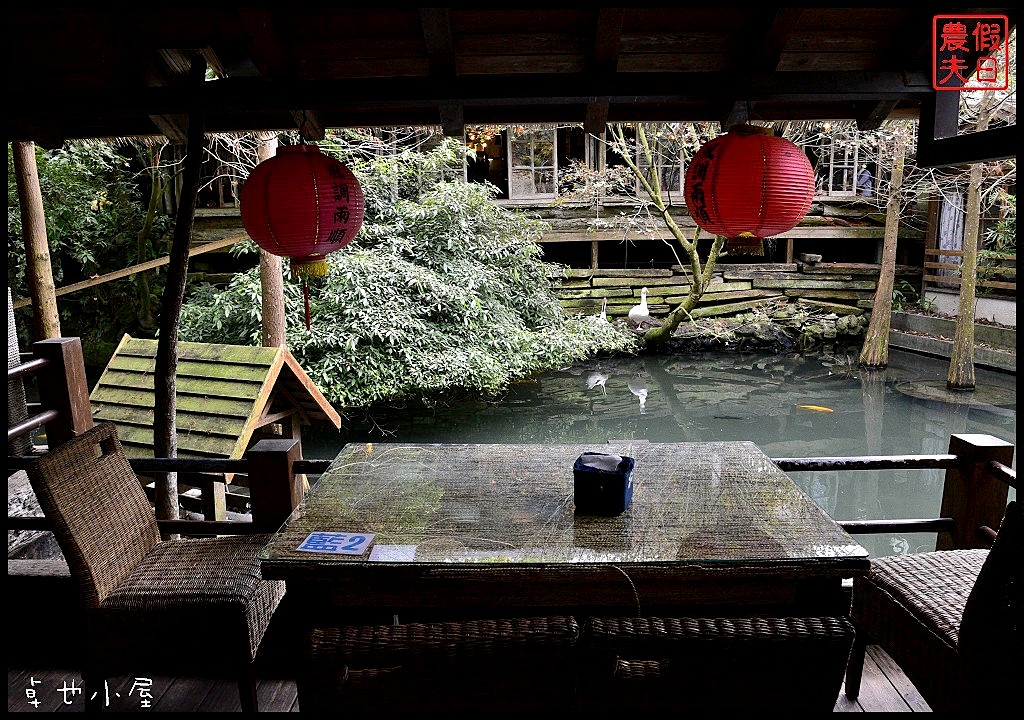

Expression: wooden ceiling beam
xmin=291 ymin=110 xmax=325 ymax=142
xmin=233 ymin=10 xmax=323 ymax=141
xmin=420 ymin=9 xmax=463 ymax=137
xmin=856 ymin=100 xmax=900 ymax=131
xmin=148 ymin=114 xmax=190 ymax=144
xmin=438 ymin=103 xmax=464 ymax=139
xmin=718 ymin=8 xmax=804 ymax=129
xmin=584 ymin=103 xmax=610 ymax=137
xmin=718 ymin=102 xmax=750 ymax=131
xmin=591 ymin=8 xmax=624 ymax=73
xmin=420 ymin=8 xmax=456 ymax=77
xmin=16 ymin=70 xmax=934 ymax=112
xmin=585 ymin=8 xmax=624 ymax=135
xmin=916 ymin=85 xmax=1018 ymax=168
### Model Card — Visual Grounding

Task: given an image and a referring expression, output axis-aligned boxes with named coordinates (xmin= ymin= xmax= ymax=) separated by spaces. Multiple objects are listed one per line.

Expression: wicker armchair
xmin=844 ymin=501 xmax=1020 ymax=712
xmin=578 ymin=615 xmax=855 ymax=712
xmin=24 ymin=422 xmax=285 ymax=712
xmin=302 ymin=615 xmax=581 ymax=713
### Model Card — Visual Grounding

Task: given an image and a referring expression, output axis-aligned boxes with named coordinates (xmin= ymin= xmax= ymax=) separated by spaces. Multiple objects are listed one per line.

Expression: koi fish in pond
xmin=797 ymin=404 xmax=834 ymax=413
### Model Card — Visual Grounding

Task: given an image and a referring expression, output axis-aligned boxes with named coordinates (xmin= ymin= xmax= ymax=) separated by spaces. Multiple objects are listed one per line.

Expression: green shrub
xmin=180 ymin=135 xmax=638 ymax=408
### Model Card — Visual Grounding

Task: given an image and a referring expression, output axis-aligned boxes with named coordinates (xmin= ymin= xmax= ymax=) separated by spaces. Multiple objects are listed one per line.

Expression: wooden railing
xmin=775 ymin=442 xmax=1015 ymax=548
xmin=7 ymin=337 xmax=93 ymax=449
xmin=7 ymin=337 xmax=1016 ymax=550
xmin=10 ymin=438 xmax=1015 ymax=548
xmin=7 ymin=337 xmax=305 ymax=536
xmin=923 ymin=248 xmax=1016 ymax=295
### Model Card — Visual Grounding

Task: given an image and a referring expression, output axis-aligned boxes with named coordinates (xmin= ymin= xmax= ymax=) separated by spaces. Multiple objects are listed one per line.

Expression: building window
xmin=508 ymin=126 xmax=557 ymax=200
xmin=811 ymin=125 xmax=878 ymax=199
xmin=604 ymin=124 xmax=687 ymax=204
xmin=637 ymin=125 xmax=686 ymax=201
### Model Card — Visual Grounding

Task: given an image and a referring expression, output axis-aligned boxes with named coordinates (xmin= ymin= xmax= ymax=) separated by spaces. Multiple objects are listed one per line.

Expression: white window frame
xmin=636 ymin=129 xmax=686 ymax=200
xmin=507 ymin=127 xmax=557 ymax=200
xmin=816 ymin=127 xmax=875 ymax=199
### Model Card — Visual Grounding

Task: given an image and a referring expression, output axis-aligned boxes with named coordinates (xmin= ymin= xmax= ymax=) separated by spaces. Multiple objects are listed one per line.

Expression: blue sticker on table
xmin=297 ymin=531 xmax=376 ymax=555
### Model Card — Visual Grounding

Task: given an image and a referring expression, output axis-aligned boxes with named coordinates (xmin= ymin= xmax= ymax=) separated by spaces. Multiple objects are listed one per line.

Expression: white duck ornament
xmin=628 ymin=287 xmax=650 ymax=328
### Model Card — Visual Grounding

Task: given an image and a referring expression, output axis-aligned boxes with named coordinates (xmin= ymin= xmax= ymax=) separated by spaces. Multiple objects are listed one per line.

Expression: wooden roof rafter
xmin=3 ymin=8 xmax=1015 ymax=167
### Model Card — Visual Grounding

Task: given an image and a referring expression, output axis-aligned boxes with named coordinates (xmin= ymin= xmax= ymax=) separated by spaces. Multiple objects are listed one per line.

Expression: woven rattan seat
xmin=25 ymin=422 xmax=285 ymax=712
xmin=844 ymin=501 xmax=1020 ymax=712
xmin=302 ymin=615 xmax=581 ymax=713
xmin=580 ymin=615 xmax=855 ymax=712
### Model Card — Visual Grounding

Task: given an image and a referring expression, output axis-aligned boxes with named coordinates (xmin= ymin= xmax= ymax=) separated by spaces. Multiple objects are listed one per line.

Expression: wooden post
xmin=257 ymin=135 xmax=287 ymax=348
xmin=13 ymin=141 xmax=61 ymax=340
xmin=32 ymin=337 xmax=93 ymax=448
xmin=937 ymin=433 xmax=1014 ymax=550
xmin=199 ymin=476 xmax=228 ymax=522
xmin=247 ymin=438 xmax=303 ymax=532
xmin=153 ymin=55 xmax=206 ymax=525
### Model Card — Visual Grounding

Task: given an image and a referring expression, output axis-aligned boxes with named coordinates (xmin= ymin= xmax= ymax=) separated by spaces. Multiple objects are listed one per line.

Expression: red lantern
xmin=240 ymin=144 xmax=364 ymax=278
xmin=684 ymin=125 xmax=814 ymax=253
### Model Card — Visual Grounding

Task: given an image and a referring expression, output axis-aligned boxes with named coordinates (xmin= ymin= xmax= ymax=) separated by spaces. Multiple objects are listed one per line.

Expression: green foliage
xmin=7 ymin=140 xmax=172 ymax=348
xmin=891 ymin=279 xmax=936 ymax=313
xmin=180 ymin=136 xmax=638 ymax=408
xmin=981 ymin=192 xmax=1015 ymax=264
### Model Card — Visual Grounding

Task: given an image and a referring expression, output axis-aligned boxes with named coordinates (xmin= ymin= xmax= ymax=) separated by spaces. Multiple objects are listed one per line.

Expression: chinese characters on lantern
xmin=684 ymin=144 xmax=718 ymax=227
xmin=933 ymin=15 xmax=1009 ymax=91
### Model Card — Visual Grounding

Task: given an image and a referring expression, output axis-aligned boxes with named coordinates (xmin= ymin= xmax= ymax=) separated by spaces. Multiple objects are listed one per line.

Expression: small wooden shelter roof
xmin=89 ymin=335 xmax=341 ymax=459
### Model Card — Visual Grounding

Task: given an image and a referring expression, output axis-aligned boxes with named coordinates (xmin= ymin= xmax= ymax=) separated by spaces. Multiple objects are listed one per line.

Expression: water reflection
xmin=628 ymin=371 xmax=649 ymax=414
xmin=307 ymin=349 xmax=1015 ymax=558
xmin=586 ymin=368 xmax=610 ymax=396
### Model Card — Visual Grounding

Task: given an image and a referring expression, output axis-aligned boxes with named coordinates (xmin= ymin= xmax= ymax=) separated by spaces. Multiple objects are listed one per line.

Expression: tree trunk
xmin=153 ymin=58 xmax=206 ymax=523
xmin=260 ymin=251 xmax=286 ymax=347
xmin=946 ymin=159 xmax=982 ymax=390
xmin=12 ymin=141 xmax=61 ymax=340
xmin=256 ymin=136 xmax=287 ymax=347
xmin=946 ymin=97 xmax=994 ymax=390
xmin=644 ymin=234 xmax=726 ymax=345
xmin=134 ymin=147 xmax=164 ymax=335
xmin=604 ymin=123 xmax=726 ymax=347
xmin=858 ymin=125 xmax=907 ymax=368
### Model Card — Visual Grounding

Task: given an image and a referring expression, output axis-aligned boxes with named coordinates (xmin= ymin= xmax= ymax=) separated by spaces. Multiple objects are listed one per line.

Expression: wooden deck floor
xmin=9 ymin=644 xmax=929 ymax=713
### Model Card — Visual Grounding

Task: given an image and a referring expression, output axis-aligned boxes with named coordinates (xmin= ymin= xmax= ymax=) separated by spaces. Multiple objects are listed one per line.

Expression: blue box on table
xmin=573 ymin=452 xmax=636 ymax=516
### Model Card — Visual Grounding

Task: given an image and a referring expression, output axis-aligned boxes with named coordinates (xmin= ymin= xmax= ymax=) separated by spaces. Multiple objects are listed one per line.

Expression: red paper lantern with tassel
xmin=240 ymin=144 xmax=364 ymax=327
xmin=684 ymin=125 xmax=814 ymax=255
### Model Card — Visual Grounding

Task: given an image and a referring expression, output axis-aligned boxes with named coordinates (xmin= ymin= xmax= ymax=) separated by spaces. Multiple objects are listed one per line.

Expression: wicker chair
xmin=844 ymin=501 xmax=1020 ymax=712
xmin=24 ymin=422 xmax=285 ymax=712
xmin=302 ymin=615 xmax=581 ymax=713
xmin=578 ymin=615 xmax=855 ymax=712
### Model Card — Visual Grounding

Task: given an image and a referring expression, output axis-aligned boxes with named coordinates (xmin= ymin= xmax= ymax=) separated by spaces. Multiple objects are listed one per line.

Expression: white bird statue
xmin=589 ymin=297 xmax=609 ymax=325
xmin=628 ymin=287 xmax=650 ymax=328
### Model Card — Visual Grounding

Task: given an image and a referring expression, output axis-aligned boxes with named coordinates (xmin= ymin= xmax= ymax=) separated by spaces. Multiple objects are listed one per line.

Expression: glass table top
xmin=261 ymin=441 xmax=868 ymax=568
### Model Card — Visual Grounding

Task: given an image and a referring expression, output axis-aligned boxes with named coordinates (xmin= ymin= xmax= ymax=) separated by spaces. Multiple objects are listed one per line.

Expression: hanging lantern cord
xmin=303 ymin=279 xmax=312 ymax=331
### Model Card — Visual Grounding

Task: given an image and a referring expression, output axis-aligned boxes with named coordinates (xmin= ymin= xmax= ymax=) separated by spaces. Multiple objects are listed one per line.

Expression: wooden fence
xmin=923 ymin=248 xmax=1016 ymax=295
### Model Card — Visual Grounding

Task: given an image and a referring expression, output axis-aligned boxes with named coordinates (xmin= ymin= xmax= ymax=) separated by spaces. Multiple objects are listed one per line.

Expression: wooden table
xmin=261 ymin=441 xmax=869 ymax=711
xmin=261 ymin=441 xmax=868 ymax=615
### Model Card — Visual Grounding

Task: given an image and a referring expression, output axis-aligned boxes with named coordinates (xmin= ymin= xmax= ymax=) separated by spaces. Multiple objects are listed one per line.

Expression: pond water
xmin=304 ymin=348 xmax=1016 ymax=559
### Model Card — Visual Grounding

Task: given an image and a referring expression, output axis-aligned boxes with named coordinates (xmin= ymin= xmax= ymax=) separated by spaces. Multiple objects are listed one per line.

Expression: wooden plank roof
xmin=4 ymin=8 xmax=1016 ymax=167
xmin=89 ymin=335 xmax=341 ymax=460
